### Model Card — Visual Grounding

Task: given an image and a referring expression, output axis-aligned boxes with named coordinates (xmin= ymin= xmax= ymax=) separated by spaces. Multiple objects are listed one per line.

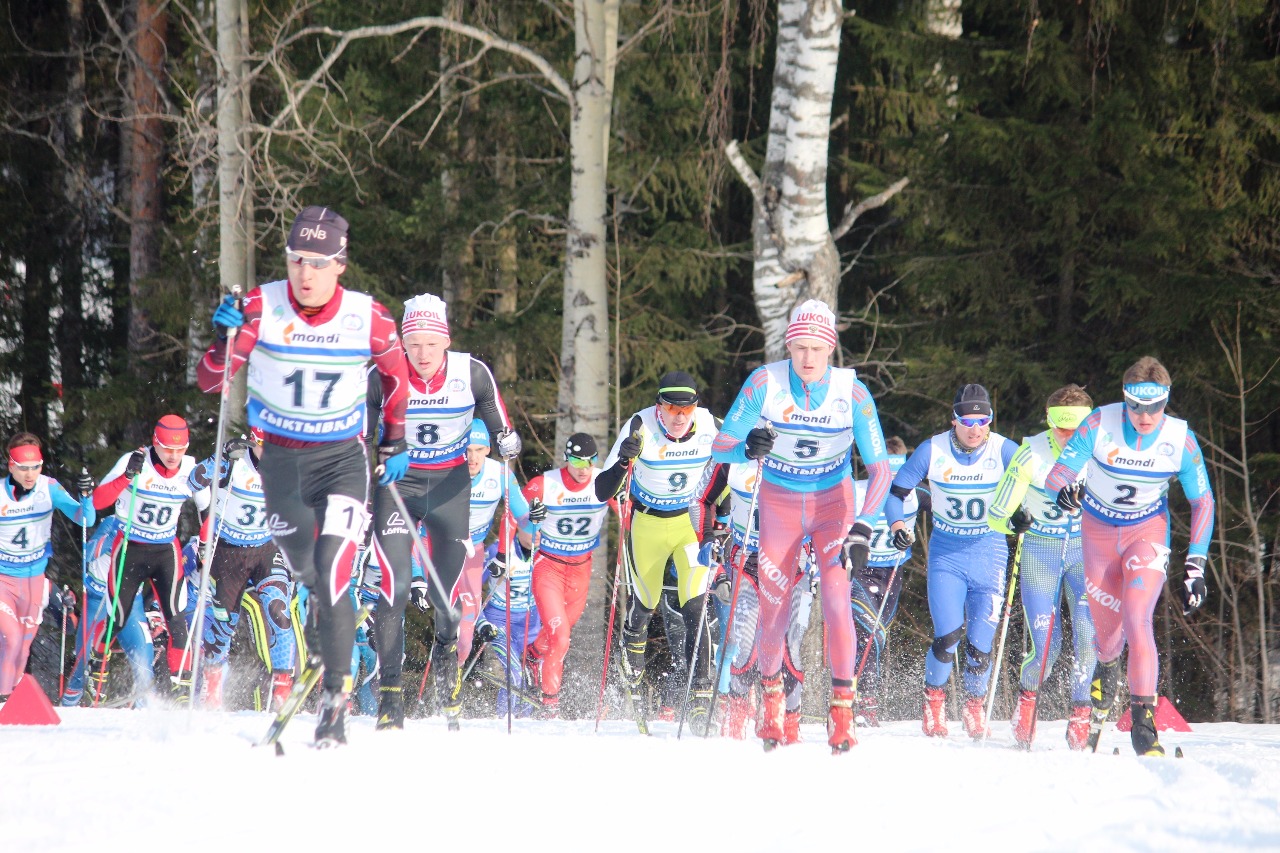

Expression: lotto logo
xmin=299 ymin=225 xmax=327 ymax=241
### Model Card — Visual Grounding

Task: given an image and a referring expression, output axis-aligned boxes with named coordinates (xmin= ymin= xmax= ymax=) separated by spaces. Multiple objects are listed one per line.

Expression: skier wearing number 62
xmin=1045 ymin=356 xmax=1214 ymax=757
xmin=885 ymin=383 xmax=1017 ymax=742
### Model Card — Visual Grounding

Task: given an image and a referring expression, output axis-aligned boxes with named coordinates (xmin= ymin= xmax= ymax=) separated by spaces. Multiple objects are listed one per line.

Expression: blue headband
xmin=1123 ymin=382 xmax=1169 ymax=403
xmin=468 ymin=418 xmax=490 ymax=448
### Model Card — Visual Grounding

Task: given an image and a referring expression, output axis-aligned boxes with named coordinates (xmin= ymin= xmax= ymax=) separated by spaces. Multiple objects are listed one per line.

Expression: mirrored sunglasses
xmin=956 ymin=415 xmax=992 ymax=428
xmin=1124 ymin=398 xmax=1166 ymax=415
xmin=566 ymin=454 xmax=597 ymax=469
xmin=658 ymin=401 xmax=696 ymax=417
xmin=8 ymin=461 xmax=41 ymax=471
xmin=286 ymin=249 xmax=344 ymax=270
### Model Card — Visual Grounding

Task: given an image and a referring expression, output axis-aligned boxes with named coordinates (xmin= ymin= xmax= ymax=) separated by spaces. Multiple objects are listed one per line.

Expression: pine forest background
xmin=1 ymin=0 xmax=1278 ymax=724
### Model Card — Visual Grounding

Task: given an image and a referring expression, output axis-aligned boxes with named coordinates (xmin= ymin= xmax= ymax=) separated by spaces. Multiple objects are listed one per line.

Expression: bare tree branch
xmin=831 ymin=176 xmax=909 ymax=241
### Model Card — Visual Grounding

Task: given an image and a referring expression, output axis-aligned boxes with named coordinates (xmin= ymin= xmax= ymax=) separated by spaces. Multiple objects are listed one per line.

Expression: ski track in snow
xmin=4 ymin=709 xmax=1280 ymax=852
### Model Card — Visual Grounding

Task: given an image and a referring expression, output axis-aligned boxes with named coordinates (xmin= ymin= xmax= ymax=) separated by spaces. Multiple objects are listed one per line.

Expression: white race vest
xmin=489 ymin=549 xmax=534 ymax=613
xmin=538 ymin=468 xmax=609 ymax=557
xmin=110 ymin=453 xmax=196 ymax=543
xmin=758 ymin=363 xmax=855 ymax=485
xmin=857 ymin=454 xmax=917 ymax=563
xmin=201 ymin=457 xmax=271 ymax=546
xmin=405 ymin=351 xmax=476 ymax=467
xmin=726 ymin=463 xmax=760 ymax=550
xmin=469 ymin=458 xmax=504 ymax=543
xmin=1085 ymin=403 xmax=1186 ymax=523
xmin=628 ymin=408 xmax=717 ymax=511
xmin=926 ymin=433 xmax=1011 ymax=537
xmin=0 ymin=477 xmax=55 ymax=568
xmin=247 ymin=281 xmax=372 ymax=442
xmin=1022 ymin=431 xmax=1080 ymax=537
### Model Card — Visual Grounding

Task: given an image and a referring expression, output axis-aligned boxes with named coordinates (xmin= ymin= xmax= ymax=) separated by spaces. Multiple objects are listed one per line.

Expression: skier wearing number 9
xmin=1045 ymin=357 xmax=1214 ymax=757
xmin=89 ymin=415 xmax=197 ymax=700
xmin=885 ymin=384 xmax=1016 ymax=741
xmin=197 ymin=206 xmax=410 ymax=746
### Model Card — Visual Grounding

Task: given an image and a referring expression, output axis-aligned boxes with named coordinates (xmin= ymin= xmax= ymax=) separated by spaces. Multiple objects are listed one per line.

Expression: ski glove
xmin=487 ymin=554 xmax=507 ymax=581
xmin=843 ymin=522 xmax=873 ymax=580
xmin=495 ymin=429 xmax=522 ymax=460
xmin=1055 ymin=483 xmax=1084 ymax=515
xmin=712 ymin=572 xmax=733 ymax=605
xmin=124 ymin=449 xmax=146 ymax=480
xmin=744 ymin=426 xmax=777 ymax=461
xmin=377 ymin=437 xmax=409 ymax=485
xmin=618 ymin=431 xmax=644 ymax=462
xmin=528 ymin=498 xmax=547 ymax=524
xmin=410 ymin=579 xmax=431 ymax=613
xmin=891 ymin=526 xmax=914 ymax=552
xmin=1182 ymin=555 xmax=1207 ymax=615
xmin=76 ymin=469 xmax=95 ymax=497
xmin=476 ymin=622 xmax=500 ymax=645
xmin=223 ymin=437 xmax=254 ymax=460
xmin=212 ymin=294 xmax=244 ymax=339
xmin=697 ymin=540 xmax=719 ymax=568
xmin=1009 ymin=507 xmax=1034 ymax=536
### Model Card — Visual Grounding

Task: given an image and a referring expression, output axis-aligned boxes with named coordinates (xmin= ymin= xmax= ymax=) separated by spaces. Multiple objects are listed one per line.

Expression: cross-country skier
xmin=522 ymin=432 xmax=612 ymax=718
xmin=198 ymin=205 xmax=410 ymax=746
xmin=712 ymin=299 xmax=893 ymax=752
xmin=986 ymin=384 xmax=1097 ymax=749
xmin=0 ymin=433 xmax=94 ymax=701
xmin=475 ymin=542 xmax=540 ymax=718
xmin=189 ymin=429 xmax=297 ymax=711
xmin=367 ymin=293 xmax=520 ymax=731
xmin=1045 ymin=357 xmax=1214 ymax=756
xmin=849 ymin=436 xmax=927 ymax=727
xmin=596 ymin=371 xmax=719 ymax=723
xmin=885 ymin=384 xmax=1017 ymax=740
xmin=88 ymin=415 xmax=198 ymax=701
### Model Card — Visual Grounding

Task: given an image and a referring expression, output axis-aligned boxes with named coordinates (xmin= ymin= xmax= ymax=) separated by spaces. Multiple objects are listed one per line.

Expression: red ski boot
xmin=757 ymin=675 xmax=786 ymax=751
xmin=1011 ymin=689 xmax=1037 ymax=748
xmin=922 ymin=687 xmax=949 ymax=737
xmin=783 ymin=710 xmax=803 ymax=746
xmin=1066 ymin=703 xmax=1091 ymax=751
xmin=202 ymin=664 xmax=224 ymax=711
xmin=962 ymin=695 xmax=989 ymax=740
xmin=269 ymin=670 xmax=293 ymax=713
xmin=827 ymin=687 xmax=857 ymax=754
xmin=723 ymin=693 xmax=752 ymax=740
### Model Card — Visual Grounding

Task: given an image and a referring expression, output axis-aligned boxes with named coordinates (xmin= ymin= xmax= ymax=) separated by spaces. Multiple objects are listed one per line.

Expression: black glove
xmin=476 ymin=622 xmax=500 ymax=645
xmin=223 ymin=437 xmax=254 ymax=460
xmin=1055 ymin=483 xmax=1084 ymax=515
xmin=891 ymin=526 xmax=914 ymax=552
xmin=618 ymin=431 xmax=643 ymax=462
xmin=487 ymin=554 xmax=508 ymax=580
xmin=1182 ymin=555 xmax=1207 ymax=615
xmin=1009 ymin=507 xmax=1034 ymax=535
xmin=76 ymin=469 xmax=95 ymax=497
xmin=843 ymin=522 xmax=872 ymax=580
xmin=124 ymin=449 xmax=146 ymax=480
xmin=528 ymin=499 xmax=547 ymax=524
xmin=744 ymin=426 xmax=776 ymax=461
xmin=410 ymin=579 xmax=431 ymax=613
xmin=712 ymin=573 xmax=733 ymax=605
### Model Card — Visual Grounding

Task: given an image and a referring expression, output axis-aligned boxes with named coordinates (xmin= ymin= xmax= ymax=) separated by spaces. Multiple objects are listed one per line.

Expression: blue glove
xmin=697 ymin=540 xmax=718 ymax=568
xmin=377 ymin=437 xmax=409 ymax=485
xmin=212 ymin=295 xmax=244 ymax=338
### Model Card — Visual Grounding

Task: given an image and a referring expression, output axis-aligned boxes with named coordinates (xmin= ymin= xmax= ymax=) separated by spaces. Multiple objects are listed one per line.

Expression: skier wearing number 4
xmin=1045 ymin=357 xmax=1214 ymax=757
xmin=713 ymin=299 xmax=893 ymax=753
xmin=367 ymin=293 xmax=521 ymax=732
xmin=885 ymin=384 xmax=1016 ymax=741
xmin=986 ymin=384 xmax=1097 ymax=750
xmin=198 ymin=206 xmax=410 ymax=746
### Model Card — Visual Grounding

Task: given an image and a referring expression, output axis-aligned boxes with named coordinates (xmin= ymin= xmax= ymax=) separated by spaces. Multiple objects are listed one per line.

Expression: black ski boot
xmin=1085 ymin=658 xmax=1122 ymax=752
xmin=314 ymin=688 xmax=349 ymax=747
xmin=1129 ymin=699 xmax=1165 ymax=757
xmin=432 ymin=640 xmax=463 ymax=731
xmin=619 ymin=626 xmax=647 ymax=689
xmin=687 ymin=678 xmax=714 ymax=737
xmin=376 ymin=684 xmax=404 ymax=730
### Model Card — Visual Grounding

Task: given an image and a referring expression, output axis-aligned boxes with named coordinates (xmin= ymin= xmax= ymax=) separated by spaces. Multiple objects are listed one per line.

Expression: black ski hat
xmin=565 ymin=432 xmax=598 ymax=459
xmin=953 ymin=384 xmax=993 ymax=418
xmin=288 ymin=206 xmax=349 ymax=257
xmin=656 ymin=371 xmax=699 ymax=406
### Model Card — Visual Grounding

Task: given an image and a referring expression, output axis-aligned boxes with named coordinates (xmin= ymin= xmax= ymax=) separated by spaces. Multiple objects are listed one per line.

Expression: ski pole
xmin=703 ymin=455 xmax=765 ymax=737
xmin=183 ymin=457 xmax=237 ymax=701
xmin=94 ymin=476 xmax=139 ymax=707
xmin=1027 ymin=520 xmax=1074 ymax=746
xmin=852 ymin=548 xmax=907 ymax=687
xmin=982 ymin=532 xmax=1024 ymax=738
xmin=594 ymin=467 xmax=635 ymax=731
xmin=676 ymin=583 xmax=714 ymax=740
xmin=502 ymin=462 xmax=514 ymax=734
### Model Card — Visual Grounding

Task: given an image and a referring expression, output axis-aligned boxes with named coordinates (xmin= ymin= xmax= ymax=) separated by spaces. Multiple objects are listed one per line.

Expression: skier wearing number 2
xmin=885 ymin=384 xmax=1016 ymax=741
xmin=366 ymin=293 xmax=521 ymax=732
xmin=198 ymin=206 xmax=410 ymax=746
xmin=712 ymin=299 xmax=893 ymax=753
xmin=1045 ymin=357 xmax=1214 ymax=757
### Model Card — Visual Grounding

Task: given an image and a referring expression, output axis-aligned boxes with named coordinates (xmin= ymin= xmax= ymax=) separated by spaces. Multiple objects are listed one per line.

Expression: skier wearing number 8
xmin=89 ymin=415 xmax=197 ymax=701
xmin=366 ymin=293 xmax=520 ymax=732
xmin=885 ymin=384 xmax=1016 ymax=740
xmin=712 ymin=300 xmax=893 ymax=753
xmin=522 ymin=432 xmax=612 ymax=718
xmin=986 ymin=384 xmax=1097 ymax=749
xmin=198 ymin=206 xmax=410 ymax=746
xmin=1045 ymin=357 xmax=1214 ymax=757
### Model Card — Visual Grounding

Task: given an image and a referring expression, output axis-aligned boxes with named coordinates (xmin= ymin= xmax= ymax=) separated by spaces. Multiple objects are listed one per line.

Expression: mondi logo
xmin=787 ymin=411 xmax=832 ymax=425
xmin=299 ymin=225 xmax=327 ymax=241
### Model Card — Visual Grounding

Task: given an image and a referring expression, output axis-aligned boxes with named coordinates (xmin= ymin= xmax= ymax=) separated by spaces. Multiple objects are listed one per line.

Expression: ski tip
xmin=273 ymin=742 xmax=284 ymax=757
xmin=762 ymin=739 xmax=778 ymax=753
xmin=1112 ymin=747 xmax=1121 ymax=755
xmin=1175 ymin=746 xmax=1184 ymax=758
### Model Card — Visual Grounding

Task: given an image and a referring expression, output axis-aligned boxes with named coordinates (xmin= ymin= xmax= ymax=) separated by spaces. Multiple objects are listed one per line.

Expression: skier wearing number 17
xmin=197 ymin=206 xmax=410 ymax=747
xmin=712 ymin=299 xmax=893 ymax=753
xmin=1045 ymin=357 xmax=1214 ymax=757
xmin=885 ymin=384 xmax=1016 ymax=741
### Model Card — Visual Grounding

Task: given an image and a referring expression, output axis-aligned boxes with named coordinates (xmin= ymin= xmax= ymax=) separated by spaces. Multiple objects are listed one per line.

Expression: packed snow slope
xmin=4 ymin=708 xmax=1280 ymax=852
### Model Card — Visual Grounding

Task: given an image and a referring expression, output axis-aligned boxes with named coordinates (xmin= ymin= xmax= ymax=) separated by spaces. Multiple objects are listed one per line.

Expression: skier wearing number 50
xmin=885 ymin=384 xmax=1016 ymax=741
xmin=197 ymin=206 xmax=410 ymax=747
xmin=1045 ymin=356 xmax=1214 ymax=757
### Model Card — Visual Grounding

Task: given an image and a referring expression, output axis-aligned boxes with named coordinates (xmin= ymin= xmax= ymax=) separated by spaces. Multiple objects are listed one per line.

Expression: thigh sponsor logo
xmin=1034 ymin=613 xmax=1052 ymax=631
xmin=1086 ymin=578 xmax=1121 ymax=613
xmin=267 ymin=515 xmax=297 ymax=537
xmin=381 ymin=511 xmax=410 ymax=537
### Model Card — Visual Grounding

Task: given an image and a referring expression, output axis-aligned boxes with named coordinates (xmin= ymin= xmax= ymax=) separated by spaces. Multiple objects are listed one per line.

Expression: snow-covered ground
xmin=4 ymin=706 xmax=1280 ymax=852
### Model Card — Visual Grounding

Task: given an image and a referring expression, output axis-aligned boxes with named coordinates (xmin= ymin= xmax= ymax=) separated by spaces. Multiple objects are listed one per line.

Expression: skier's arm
xmin=712 ymin=368 xmax=769 ymax=464
xmin=187 ymin=457 xmax=215 ymax=515
xmin=886 ymin=444 xmax=932 ymax=528
xmin=851 ymin=379 xmax=892 ymax=528
xmin=1045 ymin=410 xmax=1101 ymax=496
xmin=50 ymin=481 xmax=94 ymax=527
xmin=987 ymin=442 xmax=1036 ymax=535
xmin=369 ymin=302 xmax=408 ymax=443
xmin=689 ymin=462 xmax=729 ymax=542
xmin=197 ymin=288 xmax=263 ymax=392
xmin=1178 ymin=431 xmax=1215 ymax=559
xmin=595 ymin=415 xmax=643 ymax=501
xmin=470 ymin=359 xmax=514 ymax=438
xmin=92 ymin=454 xmax=134 ymax=511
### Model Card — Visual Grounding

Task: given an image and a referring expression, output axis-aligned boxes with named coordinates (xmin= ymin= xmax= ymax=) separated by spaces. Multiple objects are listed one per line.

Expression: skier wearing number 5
xmin=1045 ymin=357 xmax=1214 ymax=757
xmin=885 ymin=384 xmax=1016 ymax=741
xmin=712 ymin=299 xmax=893 ymax=753
xmin=197 ymin=206 xmax=410 ymax=746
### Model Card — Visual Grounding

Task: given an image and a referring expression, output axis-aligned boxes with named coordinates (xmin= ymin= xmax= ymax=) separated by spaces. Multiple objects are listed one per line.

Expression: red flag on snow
xmin=0 ymin=674 xmax=61 ymax=726
xmin=1115 ymin=696 xmax=1192 ymax=733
